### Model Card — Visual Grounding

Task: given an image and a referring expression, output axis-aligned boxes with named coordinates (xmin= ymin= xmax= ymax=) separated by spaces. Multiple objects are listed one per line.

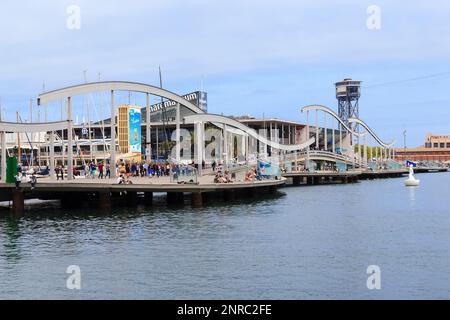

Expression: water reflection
xmin=0 ymin=192 xmax=285 ymax=266
xmin=1 ymin=174 xmax=449 ymax=299
xmin=408 ymin=186 xmax=418 ymax=209
xmin=1 ymin=217 xmax=22 ymax=263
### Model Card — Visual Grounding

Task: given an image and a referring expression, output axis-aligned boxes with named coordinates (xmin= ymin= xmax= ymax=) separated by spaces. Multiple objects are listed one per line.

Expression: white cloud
xmin=2 ymin=0 xmax=450 ymax=86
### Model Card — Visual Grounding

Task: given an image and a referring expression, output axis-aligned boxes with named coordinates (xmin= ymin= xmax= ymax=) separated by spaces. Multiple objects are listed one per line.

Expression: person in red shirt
xmin=98 ymin=162 xmax=104 ymax=179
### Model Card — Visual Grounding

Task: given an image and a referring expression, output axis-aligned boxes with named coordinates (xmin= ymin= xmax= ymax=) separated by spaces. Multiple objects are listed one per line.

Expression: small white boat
xmin=405 ymin=165 xmax=420 ymax=187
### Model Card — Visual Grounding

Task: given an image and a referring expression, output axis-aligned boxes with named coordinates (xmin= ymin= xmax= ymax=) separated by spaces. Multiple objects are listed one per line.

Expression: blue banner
xmin=129 ymin=108 xmax=141 ymax=153
xmin=406 ymin=160 xmax=417 ymax=167
xmin=257 ymin=160 xmax=281 ymax=177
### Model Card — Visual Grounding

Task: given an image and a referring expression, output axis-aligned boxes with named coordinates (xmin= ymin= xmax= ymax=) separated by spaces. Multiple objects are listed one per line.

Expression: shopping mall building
xmin=62 ymin=90 xmax=316 ymax=163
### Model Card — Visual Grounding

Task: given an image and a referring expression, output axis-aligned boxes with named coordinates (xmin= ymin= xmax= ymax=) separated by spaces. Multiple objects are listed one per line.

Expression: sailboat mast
xmin=17 ymin=111 xmax=21 ymax=164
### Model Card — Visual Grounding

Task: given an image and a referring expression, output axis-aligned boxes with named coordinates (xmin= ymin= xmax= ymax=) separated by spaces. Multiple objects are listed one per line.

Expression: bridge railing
xmin=281 ymin=149 xmax=372 ymax=173
xmin=283 ymin=150 xmax=352 ymax=163
xmin=168 ymin=158 xmax=198 ymax=184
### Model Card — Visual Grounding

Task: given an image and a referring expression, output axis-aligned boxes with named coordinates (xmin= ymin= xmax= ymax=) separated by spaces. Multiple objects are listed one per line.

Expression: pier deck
xmin=283 ymin=171 xmax=361 ymax=178
xmin=359 ymin=169 xmax=408 ymax=180
xmin=0 ymin=176 xmax=285 ymax=194
xmin=414 ymin=167 xmax=448 ymax=173
xmin=0 ymin=175 xmax=286 ymax=214
xmin=283 ymin=171 xmax=361 ymax=185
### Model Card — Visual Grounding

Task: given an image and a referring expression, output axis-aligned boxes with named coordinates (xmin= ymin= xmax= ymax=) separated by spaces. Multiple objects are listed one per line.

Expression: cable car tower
xmin=335 ymin=78 xmax=362 ymax=130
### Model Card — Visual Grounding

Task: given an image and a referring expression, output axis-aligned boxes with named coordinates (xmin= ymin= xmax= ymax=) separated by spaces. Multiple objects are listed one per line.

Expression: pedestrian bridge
xmin=286 ymin=150 xmax=357 ymax=166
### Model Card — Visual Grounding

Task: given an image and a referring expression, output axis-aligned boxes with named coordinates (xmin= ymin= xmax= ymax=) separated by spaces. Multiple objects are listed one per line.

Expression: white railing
xmin=168 ymin=158 xmax=198 ymax=184
xmin=284 ymin=150 xmax=351 ymax=163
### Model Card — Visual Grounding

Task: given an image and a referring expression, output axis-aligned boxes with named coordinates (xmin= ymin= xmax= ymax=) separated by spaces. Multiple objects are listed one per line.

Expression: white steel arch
xmin=301 ymin=105 xmax=364 ymax=137
xmin=37 ymin=81 xmax=205 ymax=114
xmin=348 ymin=118 xmax=395 ymax=148
xmin=0 ymin=121 xmax=69 ymax=183
xmin=0 ymin=120 xmax=69 ymax=133
xmin=184 ymin=113 xmax=315 ymax=152
xmin=37 ymin=81 xmax=206 ymax=179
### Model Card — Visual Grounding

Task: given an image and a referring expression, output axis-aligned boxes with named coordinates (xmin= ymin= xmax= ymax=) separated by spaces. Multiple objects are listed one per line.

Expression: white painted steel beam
xmin=184 ymin=114 xmax=315 ymax=152
xmin=38 ymin=81 xmax=205 ymax=115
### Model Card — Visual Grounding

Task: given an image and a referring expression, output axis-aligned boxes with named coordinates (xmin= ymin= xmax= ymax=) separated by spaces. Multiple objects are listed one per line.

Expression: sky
xmin=1 ymin=0 xmax=450 ymax=147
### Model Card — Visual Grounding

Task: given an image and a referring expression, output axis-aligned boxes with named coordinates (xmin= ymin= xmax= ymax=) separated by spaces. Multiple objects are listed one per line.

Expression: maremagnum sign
xmin=149 ymin=91 xmax=207 ymax=113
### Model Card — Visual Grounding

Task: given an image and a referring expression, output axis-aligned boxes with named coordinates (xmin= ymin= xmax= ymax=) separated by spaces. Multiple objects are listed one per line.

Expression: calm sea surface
xmin=1 ymin=172 xmax=449 ymax=299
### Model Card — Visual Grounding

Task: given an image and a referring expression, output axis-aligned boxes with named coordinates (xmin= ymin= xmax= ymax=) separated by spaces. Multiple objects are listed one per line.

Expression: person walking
xmin=85 ymin=162 xmax=90 ymax=178
xmin=125 ymin=163 xmax=131 ymax=177
xmin=55 ymin=166 xmax=61 ymax=181
xmin=90 ymin=162 xmax=96 ymax=179
xmin=105 ymin=162 xmax=111 ymax=179
xmin=143 ymin=162 xmax=148 ymax=177
xmin=131 ymin=163 xmax=137 ymax=177
xmin=98 ymin=162 xmax=104 ymax=179
xmin=166 ymin=163 xmax=170 ymax=176
xmin=14 ymin=173 xmax=21 ymax=189
xmin=30 ymin=173 xmax=37 ymax=190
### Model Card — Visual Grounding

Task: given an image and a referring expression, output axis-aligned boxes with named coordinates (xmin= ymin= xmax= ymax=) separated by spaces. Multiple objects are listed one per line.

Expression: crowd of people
xmin=245 ymin=167 xmax=258 ymax=182
xmin=51 ymin=161 xmax=178 ymax=180
xmin=13 ymin=158 xmax=266 ymax=186
xmin=214 ymin=170 xmax=232 ymax=184
xmin=117 ymin=161 xmax=172 ymax=178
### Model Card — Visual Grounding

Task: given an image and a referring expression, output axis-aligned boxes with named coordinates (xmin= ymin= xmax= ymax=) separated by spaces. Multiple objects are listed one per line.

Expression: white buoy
xmin=405 ymin=165 xmax=420 ymax=187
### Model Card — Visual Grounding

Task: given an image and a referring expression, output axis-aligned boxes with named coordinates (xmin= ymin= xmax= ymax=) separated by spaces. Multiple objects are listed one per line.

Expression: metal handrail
xmin=168 ymin=157 xmax=198 ymax=184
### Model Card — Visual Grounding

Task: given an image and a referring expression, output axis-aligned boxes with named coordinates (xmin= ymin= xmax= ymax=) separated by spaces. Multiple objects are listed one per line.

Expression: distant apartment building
xmin=395 ymin=133 xmax=450 ymax=163
xmin=424 ymin=134 xmax=450 ymax=149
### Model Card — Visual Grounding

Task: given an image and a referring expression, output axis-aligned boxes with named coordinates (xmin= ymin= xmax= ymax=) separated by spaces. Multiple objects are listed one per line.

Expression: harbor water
xmin=0 ymin=172 xmax=449 ymax=299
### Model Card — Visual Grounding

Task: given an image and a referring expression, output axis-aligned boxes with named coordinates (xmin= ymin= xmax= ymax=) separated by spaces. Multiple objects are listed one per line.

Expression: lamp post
xmin=403 ymin=129 xmax=407 ymax=164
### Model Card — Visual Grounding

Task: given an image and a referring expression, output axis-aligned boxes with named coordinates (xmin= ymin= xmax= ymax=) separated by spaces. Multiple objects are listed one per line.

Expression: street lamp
xmin=403 ymin=129 xmax=407 ymax=164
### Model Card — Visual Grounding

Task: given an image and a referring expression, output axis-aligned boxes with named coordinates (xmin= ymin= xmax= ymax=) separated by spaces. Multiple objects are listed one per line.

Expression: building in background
xmin=424 ymin=133 xmax=450 ymax=149
xmin=142 ymin=91 xmax=207 ymax=123
xmin=117 ymin=105 xmax=142 ymax=159
xmin=395 ymin=133 xmax=450 ymax=163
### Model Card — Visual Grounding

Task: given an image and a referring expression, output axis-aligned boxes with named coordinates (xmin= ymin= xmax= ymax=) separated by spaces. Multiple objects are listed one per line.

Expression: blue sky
xmin=1 ymin=0 xmax=450 ymax=146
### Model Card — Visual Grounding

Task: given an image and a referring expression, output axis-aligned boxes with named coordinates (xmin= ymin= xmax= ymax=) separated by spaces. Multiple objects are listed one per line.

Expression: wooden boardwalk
xmin=0 ymin=175 xmax=286 ymax=214
xmin=0 ymin=176 xmax=285 ymax=193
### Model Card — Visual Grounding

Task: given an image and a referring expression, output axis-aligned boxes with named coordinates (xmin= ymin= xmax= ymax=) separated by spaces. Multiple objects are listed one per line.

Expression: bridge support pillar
xmin=293 ymin=177 xmax=301 ymax=186
xmin=12 ymin=189 xmax=25 ymax=216
xmin=191 ymin=192 xmax=203 ymax=208
xmin=49 ymin=131 xmax=55 ymax=179
xmin=224 ymin=189 xmax=235 ymax=202
xmin=67 ymin=97 xmax=74 ymax=181
xmin=167 ymin=192 xmax=184 ymax=205
xmin=268 ymin=186 xmax=277 ymax=194
xmin=61 ymin=192 xmax=78 ymax=208
xmin=126 ymin=192 xmax=138 ymax=206
xmin=98 ymin=192 xmax=111 ymax=210
xmin=144 ymin=192 xmax=153 ymax=206
xmin=110 ymin=90 xmax=117 ymax=178
xmin=247 ymin=187 xmax=257 ymax=198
